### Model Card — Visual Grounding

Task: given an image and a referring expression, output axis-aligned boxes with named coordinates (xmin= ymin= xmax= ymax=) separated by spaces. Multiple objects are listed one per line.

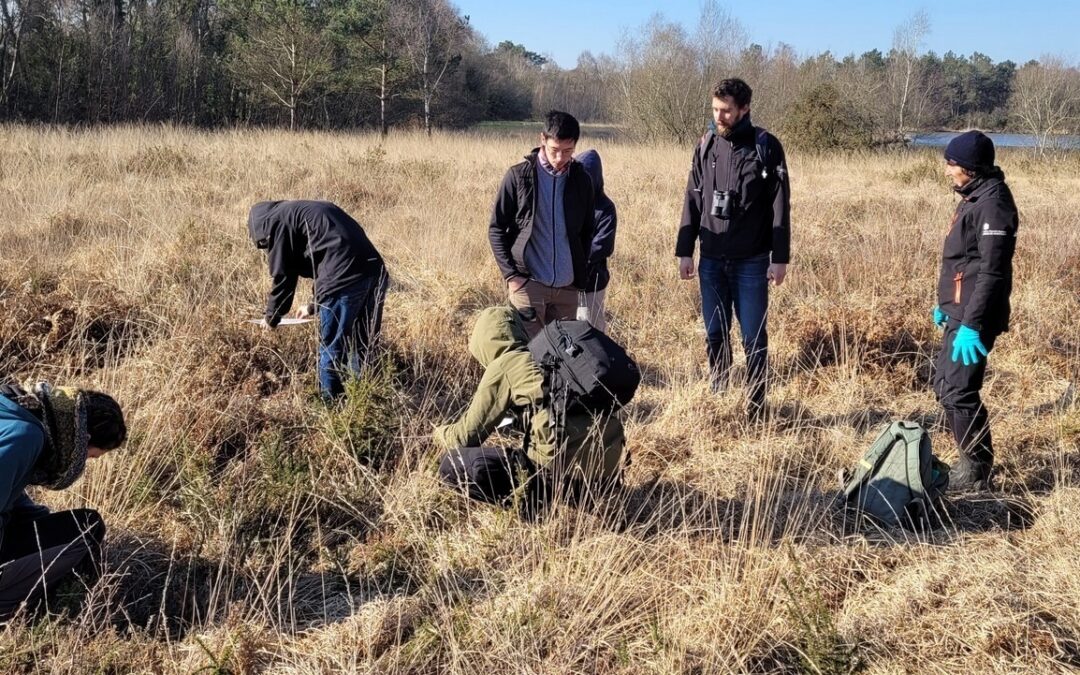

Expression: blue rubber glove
xmin=951 ymin=325 xmax=989 ymax=366
xmin=932 ymin=305 xmax=946 ymax=329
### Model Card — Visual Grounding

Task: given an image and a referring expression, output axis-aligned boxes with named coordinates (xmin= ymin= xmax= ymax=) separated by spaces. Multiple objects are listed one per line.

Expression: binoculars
xmin=710 ymin=190 xmax=737 ymax=219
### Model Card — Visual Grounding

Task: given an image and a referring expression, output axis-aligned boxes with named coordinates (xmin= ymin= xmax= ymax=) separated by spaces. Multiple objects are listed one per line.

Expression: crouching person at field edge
xmin=0 ymin=383 xmax=127 ymax=622
xmin=249 ymin=200 xmax=388 ymax=401
xmin=433 ymin=306 xmax=626 ymax=517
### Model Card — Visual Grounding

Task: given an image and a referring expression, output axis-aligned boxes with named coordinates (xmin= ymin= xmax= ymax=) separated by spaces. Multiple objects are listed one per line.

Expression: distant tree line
xmin=0 ymin=0 xmax=534 ymax=132
xmin=2 ymin=0 xmax=1078 ymax=147
xmin=590 ymin=7 xmax=1080 ymax=150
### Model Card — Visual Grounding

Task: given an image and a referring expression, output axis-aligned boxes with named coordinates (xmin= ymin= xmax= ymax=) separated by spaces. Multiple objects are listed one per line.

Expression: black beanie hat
xmin=944 ymin=130 xmax=995 ymax=173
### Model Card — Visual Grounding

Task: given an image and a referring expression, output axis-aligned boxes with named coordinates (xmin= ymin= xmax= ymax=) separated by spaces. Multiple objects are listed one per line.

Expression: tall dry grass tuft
xmin=0 ymin=123 xmax=1078 ymax=673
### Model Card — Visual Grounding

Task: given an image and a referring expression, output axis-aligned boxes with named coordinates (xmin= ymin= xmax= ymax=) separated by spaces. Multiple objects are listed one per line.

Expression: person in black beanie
xmin=932 ymin=130 xmax=1019 ymax=491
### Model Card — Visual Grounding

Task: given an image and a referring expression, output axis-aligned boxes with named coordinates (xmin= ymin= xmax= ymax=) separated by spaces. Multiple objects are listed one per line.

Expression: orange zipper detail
xmin=953 ymin=272 xmax=964 ymax=304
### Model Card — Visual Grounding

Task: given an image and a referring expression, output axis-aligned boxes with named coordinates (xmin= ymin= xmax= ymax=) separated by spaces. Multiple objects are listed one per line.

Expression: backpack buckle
xmin=558 ymin=335 xmax=582 ymax=357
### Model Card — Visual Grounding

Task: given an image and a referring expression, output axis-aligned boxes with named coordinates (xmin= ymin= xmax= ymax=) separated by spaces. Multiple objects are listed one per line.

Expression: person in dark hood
xmin=0 ymin=382 xmax=126 ymax=622
xmin=675 ymin=78 xmax=792 ymax=420
xmin=248 ymin=200 xmax=387 ymax=400
xmin=575 ymin=149 xmax=618 ymax=333
xmin=488 ymin=110 xmax=596 ymax=338
xmin=932 ymin=131 xmax=1019 ymax=491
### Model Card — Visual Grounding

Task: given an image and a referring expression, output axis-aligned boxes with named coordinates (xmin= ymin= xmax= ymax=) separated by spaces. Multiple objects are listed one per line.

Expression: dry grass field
xmin=0 ymin=124 xmax=1078 ymax=673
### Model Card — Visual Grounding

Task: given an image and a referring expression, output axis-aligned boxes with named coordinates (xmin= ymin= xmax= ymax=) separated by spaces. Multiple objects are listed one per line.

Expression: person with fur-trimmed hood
xmin=433 ymin=307 xmax=625 ymax=516
xmin=0 ymin=382 xmax=126 ymax=621
xmin=932 ymin=131 xmax=1019 ymax=492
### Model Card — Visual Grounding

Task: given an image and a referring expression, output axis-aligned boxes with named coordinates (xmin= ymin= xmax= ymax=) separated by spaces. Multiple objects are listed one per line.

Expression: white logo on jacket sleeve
xmin=982 ymin=222 xmax=1007 ymax=236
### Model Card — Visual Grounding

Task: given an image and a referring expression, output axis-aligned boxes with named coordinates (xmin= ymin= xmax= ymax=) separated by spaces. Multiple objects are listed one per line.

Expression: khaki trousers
xmin=508 ymin=280 xmax=579 ymax=338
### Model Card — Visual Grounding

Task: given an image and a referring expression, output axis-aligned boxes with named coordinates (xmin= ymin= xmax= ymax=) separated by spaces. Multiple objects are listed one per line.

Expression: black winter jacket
xmin=675 ymin=115 xmax=791 ymax=263
xmin=488 ymin=150 xmax=595 ymax=289
xmin=248 ymin=200 xmax=384 ymax=327
xmin=937 ymin=170 xmax=1019 ymax=334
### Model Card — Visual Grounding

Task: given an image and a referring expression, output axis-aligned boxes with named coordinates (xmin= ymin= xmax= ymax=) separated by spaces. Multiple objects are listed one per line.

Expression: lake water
xmin=909 ymin=131 xmax=1080 ymax=149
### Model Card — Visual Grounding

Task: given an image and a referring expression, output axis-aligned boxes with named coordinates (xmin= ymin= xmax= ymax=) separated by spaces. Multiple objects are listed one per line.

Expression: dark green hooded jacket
xmin=434 ymin=307 xmax=625 ymax=483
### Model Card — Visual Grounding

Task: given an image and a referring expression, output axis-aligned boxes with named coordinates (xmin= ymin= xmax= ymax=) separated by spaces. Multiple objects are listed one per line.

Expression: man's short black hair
xmin=713 ymin=78 xmax=753 ymax=108
xmin=85 ymin=391 xmax=126 ymax=450
xmin=542 ymin=110 xmax=580 ymax=142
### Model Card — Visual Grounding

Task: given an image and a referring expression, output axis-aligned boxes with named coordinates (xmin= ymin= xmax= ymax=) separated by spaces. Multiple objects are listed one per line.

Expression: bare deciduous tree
xmin=1009 ymin=55 xmax=1080 ymax=153
xmin=0 ymin=0 xmax=28 ymax=109
xmin=229 ymin=0 xmax=333 ymax=131
xmin=392 ymin=0 xmax=466 ymax=135
xmin=348 ymin=0 xmax=405 ymax=137
xmin=616 ymin=4 xmax=746 ymax=143
xmin=616 ymin=18 xmax=701 ymax=143
xmin=888 ymin=10 xmax=930 ymax=138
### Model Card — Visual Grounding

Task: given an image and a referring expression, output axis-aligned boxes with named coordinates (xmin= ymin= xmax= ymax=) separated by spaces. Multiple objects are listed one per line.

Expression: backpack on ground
xmin=840 ymin=421 xmax=950 ymax=529
xmin=527 ymin=319 xmax=640 ymax=416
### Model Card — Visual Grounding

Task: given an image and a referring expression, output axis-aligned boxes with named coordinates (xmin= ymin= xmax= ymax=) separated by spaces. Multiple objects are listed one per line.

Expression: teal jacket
xmin=0 ymin=394 xmax=49 ymax=548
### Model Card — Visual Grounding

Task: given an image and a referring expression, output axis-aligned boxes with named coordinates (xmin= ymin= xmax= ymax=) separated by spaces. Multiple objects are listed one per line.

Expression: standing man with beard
xmin=676 ymin=78 xmax=792 ymax=420
xmin=933 ymin=131 xmax=1019 ymax=491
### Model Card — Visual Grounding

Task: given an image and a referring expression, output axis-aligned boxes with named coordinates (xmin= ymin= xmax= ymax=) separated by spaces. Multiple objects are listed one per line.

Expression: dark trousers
xmin=933 ymin=319 xmax=999 ymax=476
xmin=318 ymin=269 xmax=387 ymax=399
xmin=0 ymin=509 xmax=105 ymax=621
xmin=698 ymin=253 xmax=770 ymax=408
xmin=438 ymin=447 xmax=549 ymax=518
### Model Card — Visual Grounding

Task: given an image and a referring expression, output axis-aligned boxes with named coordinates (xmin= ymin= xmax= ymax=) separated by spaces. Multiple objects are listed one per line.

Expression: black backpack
xmin=527 ymin=320 xmax=640 ymax=416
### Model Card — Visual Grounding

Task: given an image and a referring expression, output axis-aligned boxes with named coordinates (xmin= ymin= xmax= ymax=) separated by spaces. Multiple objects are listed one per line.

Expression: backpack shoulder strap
xmin=842 ymin=423 xmax=903 ymax=500
xmin=694 ymin=131 xmax=715 ymax=190
xmin=698 ymin=130 xmax=715 ymax=164
xmin=754 ymin=127 xmax=772 ymax=180
xmin=903 ymin=428 xmax=928 ymax=496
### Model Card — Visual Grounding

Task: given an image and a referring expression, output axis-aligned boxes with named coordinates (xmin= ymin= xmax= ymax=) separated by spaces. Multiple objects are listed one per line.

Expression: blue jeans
xmin=318 ymin=271 xmax=387 ymax=399
xmin=698 ymin=254 xmax=769 ymax=407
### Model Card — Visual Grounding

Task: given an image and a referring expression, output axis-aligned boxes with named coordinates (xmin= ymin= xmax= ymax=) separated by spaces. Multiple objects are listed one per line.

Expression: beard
xmin=717 ymin=111 xmax=745 ymax=138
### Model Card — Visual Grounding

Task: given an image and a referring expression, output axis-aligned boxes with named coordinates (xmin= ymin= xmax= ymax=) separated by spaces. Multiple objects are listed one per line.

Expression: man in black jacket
xmin=248 ymin=200 xmax=387 ymax=399
xmin=932 ymin=131 xmax=1019 ymax=491
xmin=675 ymin=78 xmax=791 ymax=419
xmin=488 ymin=111 xmax=595 ymax=338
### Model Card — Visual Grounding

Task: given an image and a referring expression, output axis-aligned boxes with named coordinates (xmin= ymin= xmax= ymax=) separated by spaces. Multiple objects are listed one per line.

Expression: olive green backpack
xmin=840 ymin=421 xmax=950 ymax=528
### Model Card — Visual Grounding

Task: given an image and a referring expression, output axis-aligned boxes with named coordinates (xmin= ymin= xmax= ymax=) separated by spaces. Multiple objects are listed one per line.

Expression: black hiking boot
xmin=948 ymin=459 xmax=993 ymax=493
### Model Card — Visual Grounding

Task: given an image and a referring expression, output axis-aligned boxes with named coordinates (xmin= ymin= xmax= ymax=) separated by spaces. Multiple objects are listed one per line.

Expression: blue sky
xmin=456 ymin=1 xmax=1079 ymax=68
